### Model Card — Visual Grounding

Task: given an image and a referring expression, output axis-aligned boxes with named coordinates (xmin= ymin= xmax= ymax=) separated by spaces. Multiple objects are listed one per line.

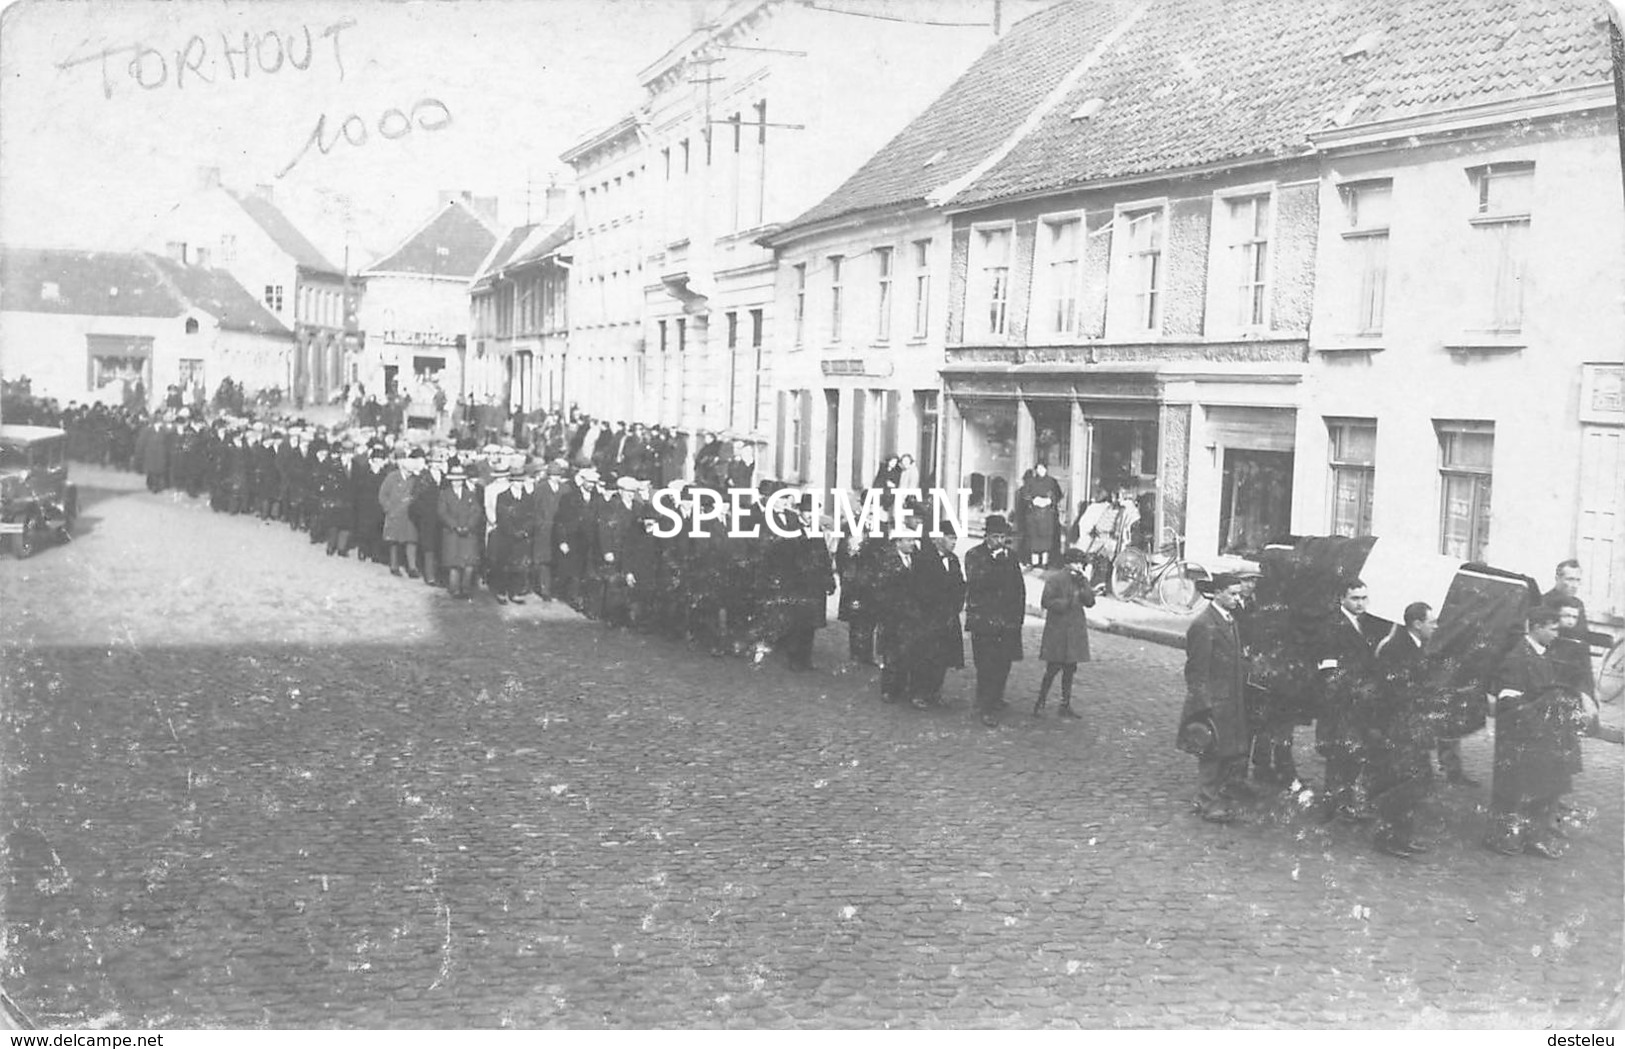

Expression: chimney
xmin=543 ymin=183 xmax=570 ymax=223
xmin=196 ymin=166 xmax=221 ymax=191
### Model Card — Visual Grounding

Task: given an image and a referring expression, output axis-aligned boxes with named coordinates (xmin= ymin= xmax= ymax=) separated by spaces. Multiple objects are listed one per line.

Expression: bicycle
xmin=1599 ymin=635 xmax=1625 ymax=706
xmin=1108 ymin=527 xmax=1212 ymax=613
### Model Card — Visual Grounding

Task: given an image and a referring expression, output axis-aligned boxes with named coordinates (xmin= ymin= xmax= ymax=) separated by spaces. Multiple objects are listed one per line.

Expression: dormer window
xmin=185 ymin=317 xmax=200 ymax=334
xmin=40 ymin=281 xmax=59 ymax=302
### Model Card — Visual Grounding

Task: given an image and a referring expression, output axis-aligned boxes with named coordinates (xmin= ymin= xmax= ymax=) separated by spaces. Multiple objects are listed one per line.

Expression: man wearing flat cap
xmin=1181 ymin=573 xmax=1250 ymax=822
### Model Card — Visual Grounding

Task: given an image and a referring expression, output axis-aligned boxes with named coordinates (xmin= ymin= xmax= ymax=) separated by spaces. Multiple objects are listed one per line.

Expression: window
xmin=1469 ymin=163 xmax=1532 ymax=332
xmin=1222 ymin=194 xmax=1270 ymax=329
xmin=1118 ymin=208 xmax=1163 ymax=332
xmin=219 ymin=235 xmax=236 ymax=264
xmin=1041 ymin=217 xmax=1081 ymax=335
xmin=184 ymin=317 xmax=200 ymax=335
xmin=911 ymin=239 xmax=931 ymax=339
xmin=166 ymin=241 xmax=187 ymax=264
xmin=194 ymin=246 xmax=211 ymax=268
xmin=1326 ymin=419 xmax=1376 ymax=537
xmin=1339 ymin=180 xmax=1391 ymax=335
xmin=874 ymin=247 xmax=893 ymax=342
xmin=793 ymin=263 xmax=807 ymax=347
xmin=40 ymin=281 xmax=59 ymax=302
xmin=828 ymin=255 xmax=844 ymax=342
xmin=264 ymin=284 xmax=283 ymax=312
xmin=178 ymin=358 xmax=205 ymax=391
xmin=972 ymin=226 xmax=1013 ymax=337
xmin=1437 ymin=421 xmax=1494 ymax=561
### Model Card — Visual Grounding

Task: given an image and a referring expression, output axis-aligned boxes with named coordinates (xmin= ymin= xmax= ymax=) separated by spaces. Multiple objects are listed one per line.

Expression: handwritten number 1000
xmin=278 ymin=98 xmax=451 ymax=178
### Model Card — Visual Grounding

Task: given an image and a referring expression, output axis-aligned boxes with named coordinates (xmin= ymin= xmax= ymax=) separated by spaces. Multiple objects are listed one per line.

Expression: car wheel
xmin=10 ymin=516 xmax=38 ymax=560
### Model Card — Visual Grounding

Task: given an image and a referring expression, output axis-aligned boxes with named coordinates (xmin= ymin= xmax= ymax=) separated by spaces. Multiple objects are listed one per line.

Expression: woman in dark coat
xmin=438 ymin=463 xmax=484 ymax=598
xmin=1017 ymin=463 xmax=1064 ymax=569
xmin=1035 ymin=548 xmax=1095 ymax=718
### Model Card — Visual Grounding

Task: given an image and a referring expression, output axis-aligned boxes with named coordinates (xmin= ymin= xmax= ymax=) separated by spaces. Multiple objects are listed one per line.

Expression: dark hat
xmin=1209 ymin=572 xmax=1244 ymax=590
xmin=983 ymin=514 xmax=1013 ymax=536
xmin=1063 ymin=547 xmax=1089 ymax=565
xmin=936 ymin=519 xmax=957 ymax=538
xmin=1177 ymin=716 xmax=1216 ymax=757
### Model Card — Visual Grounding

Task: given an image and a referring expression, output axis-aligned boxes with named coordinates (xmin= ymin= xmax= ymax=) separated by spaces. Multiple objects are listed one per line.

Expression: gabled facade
xmin=147 ymin=172 xmax=349 ymax=410
xmin=906 ymin=0 xmax=1623 ymax=607
xmin=357 ymin=193 xmax=499 ymax=405
xmin=0 ymin=246 xmax=293 ymax=407
xmin=469 ymin=216 xmax=573 ymax=416
xmin=1300 ymin=88 xmax=1625 ymax=622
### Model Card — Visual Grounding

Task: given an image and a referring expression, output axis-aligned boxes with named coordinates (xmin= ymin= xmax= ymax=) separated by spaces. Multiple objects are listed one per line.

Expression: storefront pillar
xmin=1158 ymin=402 xmax=1192 ymax=551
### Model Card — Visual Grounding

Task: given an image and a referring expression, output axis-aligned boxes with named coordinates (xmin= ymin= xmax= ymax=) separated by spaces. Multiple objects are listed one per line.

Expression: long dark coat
xmin=1492 ymin=639 xmax=1581 ymax=809
xmin=437 ymin=483 xmax=484 ymax=568
xmin=759 ymin=533 xmax=835 ymax=639
xmin=352 ymin=460 xmax=386 ymax=538
xmin=871 ymin=546 xmax=921 ymax=666
xmin=552 ymin=483 xmax=594 ymax=587
xmin=907 ymin=545 xmax=966 ymax=669
xmin=488 ymin=484 xmax=534 ymax=573
xmin=1018 ymin=473 xmax=1063 ymax=553
xmin=314 ymin=457 xmax=352 ymax=534
xmin=1181 ymin=605 xmax=1249 ymax=758
xmin=1314 ymin=610 xmax=1385 ymax=753
xmin=963 ymin=542 xmax=1025 ymax=663
xmin=528 ymin=480 xmax=565 ymax=565
xmin=1372 ymin=628 xmax=1435 ymax=782
xmin=408 ymin=470 xmax=445 ymax=552
xmin=1038 ymin=567 xmax=1094 ymax=664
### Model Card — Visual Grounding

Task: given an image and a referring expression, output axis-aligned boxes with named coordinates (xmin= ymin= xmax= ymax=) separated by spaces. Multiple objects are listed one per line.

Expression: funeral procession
xmin=0 ymin=0 xmax=1622 ymax=1034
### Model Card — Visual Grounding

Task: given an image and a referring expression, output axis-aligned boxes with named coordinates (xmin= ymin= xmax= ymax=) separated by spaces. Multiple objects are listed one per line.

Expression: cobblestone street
xmin=1 ymin=467 xmax=1620 ymax=1029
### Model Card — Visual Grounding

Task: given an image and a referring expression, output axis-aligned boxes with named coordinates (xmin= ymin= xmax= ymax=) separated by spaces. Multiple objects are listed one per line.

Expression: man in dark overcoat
xmin=906 ymin=522 xmax=966 ymax=708
xmin=1314 ymin=577 xmax=1385 ymax=822
xmin=552 ymin=468 xmax=598 ymax=611
xmin=592 ymin=477 xmax=642 ymax=625
xmin=963 ymin=514 xmax=1025 ymax=727
xmin=527 ymin=461 xmax=568 ymax=600
xmin=873 ymin=534 xmax=923 ymax=704
xmin=1369 ymin=601 xmax=1439 ymax=859
xmin=1484 ymin=607 xmax=1578 ymax=859
xmin=1181 ymin=574 xmax=1250 ymax=823
xmin=757 ymin=499 xmax=835 ymax=670
xmin=437 ymin=463 xmax=484 ymax=599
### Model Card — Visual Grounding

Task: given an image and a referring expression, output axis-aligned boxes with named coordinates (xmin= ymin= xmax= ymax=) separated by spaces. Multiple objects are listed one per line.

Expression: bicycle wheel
xmin=1600 ymin=638 xmax=1625 ymax=706
xmin=1111 ymin=547 xmax=1149 ymax=600
xmin=1156 ymin=562 xmax=1207 ymax=613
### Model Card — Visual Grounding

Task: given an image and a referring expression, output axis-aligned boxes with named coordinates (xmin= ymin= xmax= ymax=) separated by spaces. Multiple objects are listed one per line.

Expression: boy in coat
xmin=1035 ymin=548 xmax=1095 ymax=718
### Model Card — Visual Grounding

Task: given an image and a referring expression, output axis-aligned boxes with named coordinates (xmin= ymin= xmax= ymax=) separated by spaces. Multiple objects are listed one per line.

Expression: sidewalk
xmin=1017 ymin=566 xmax=1193 ymax=649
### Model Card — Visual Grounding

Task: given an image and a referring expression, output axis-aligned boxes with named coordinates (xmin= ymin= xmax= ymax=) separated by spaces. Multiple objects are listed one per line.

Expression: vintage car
xmin=0 ymin=424 xmax=78 ymax=558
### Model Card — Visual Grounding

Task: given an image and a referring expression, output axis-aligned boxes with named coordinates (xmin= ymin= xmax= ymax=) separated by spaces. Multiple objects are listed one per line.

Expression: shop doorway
xmin=1219 ymin=448 xmax=1294 ymax=556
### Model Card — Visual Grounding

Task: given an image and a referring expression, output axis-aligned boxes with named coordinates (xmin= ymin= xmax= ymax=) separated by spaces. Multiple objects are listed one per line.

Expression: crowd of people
xmin=1181 ymin=564 xmax=1620 ymax=862
xmin=13 ymin=385 xmax=1620 ymax=865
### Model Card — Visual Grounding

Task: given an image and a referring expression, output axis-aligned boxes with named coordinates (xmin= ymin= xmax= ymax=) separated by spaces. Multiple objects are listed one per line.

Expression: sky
xmin=0 ymin=0 xmax=709 ymax=265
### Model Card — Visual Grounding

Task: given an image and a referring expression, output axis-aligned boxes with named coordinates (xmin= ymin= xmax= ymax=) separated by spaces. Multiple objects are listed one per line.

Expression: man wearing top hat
xmin=963 ymin=514 xmax=1025 ymax=726
xmin=1181 ymin=573 xmax=1250 ymax=823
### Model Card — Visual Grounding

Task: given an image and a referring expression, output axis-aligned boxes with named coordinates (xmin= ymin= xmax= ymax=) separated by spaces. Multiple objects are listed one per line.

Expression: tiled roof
xmin=507 ymin=217 xmax=574 ymax=268
xmin=1 ymin=246 xmax=295 ymax=336
xmin=144 ymin=255 xmax=292 ymax=336
xmin=781 ymin=0 xmax=1110 ymax=232
xmin=226 ymin=190 xmax=343 ymax=276
xmin=364 ymin=199 xmax=500 ymax=279
xmin=471 ymin=224 xmax=539 ymax=289
xmin=0 ymin=246 xmax=182 ymax=317
xmin=956 ymin=0 xmax=1613 ymax=205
